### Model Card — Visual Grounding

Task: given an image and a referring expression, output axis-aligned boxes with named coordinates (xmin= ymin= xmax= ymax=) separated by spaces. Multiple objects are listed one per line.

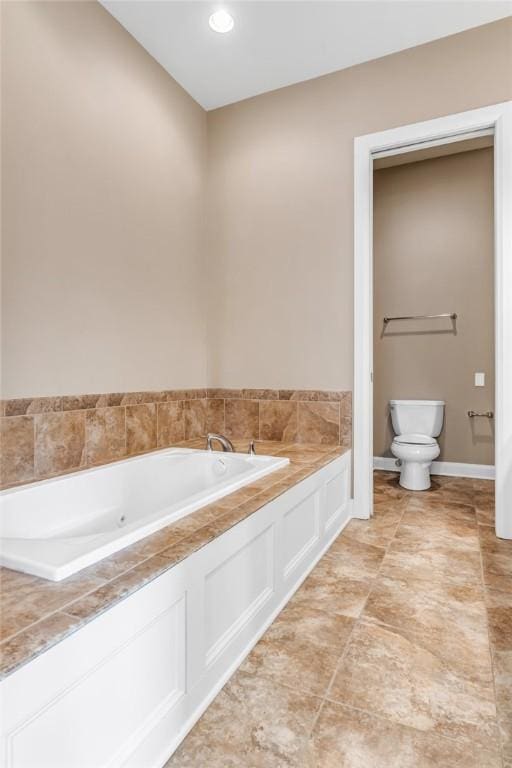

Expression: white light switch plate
xmin=475 ymin=372 xmax=485 ymax=387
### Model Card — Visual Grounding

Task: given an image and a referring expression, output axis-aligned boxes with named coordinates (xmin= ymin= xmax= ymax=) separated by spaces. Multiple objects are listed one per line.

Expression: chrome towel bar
xmin=468 ymin=410 xmax=494 ymax=418
xmin=383 ymin=313 xmax=457 ymax=324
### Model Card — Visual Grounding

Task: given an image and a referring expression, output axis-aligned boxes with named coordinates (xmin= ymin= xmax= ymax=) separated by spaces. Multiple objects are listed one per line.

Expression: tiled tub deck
xmin=0 ymin=440 xmax=347 ymax=678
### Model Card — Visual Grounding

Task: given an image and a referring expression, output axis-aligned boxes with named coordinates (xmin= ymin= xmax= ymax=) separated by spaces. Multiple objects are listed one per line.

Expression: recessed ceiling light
xmin=209 ymin=9 xmax=234 ymax=34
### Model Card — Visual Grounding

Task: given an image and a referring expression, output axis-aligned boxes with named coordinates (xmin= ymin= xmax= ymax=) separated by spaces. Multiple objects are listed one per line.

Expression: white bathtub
xmin=1 ymin=452 xmax=351 ymax=768
xmin=0 ymin=448 xmax=289 ymax=581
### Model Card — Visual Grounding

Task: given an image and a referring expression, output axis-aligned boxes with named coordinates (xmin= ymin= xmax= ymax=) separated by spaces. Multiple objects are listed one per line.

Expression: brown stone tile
xmin=205 ymin=398 xmax=225 ymax=434
xmin=373 ymin=470 xmax=410 ymax=502
xmin=3 ymin=396 xmax=63 ymax=416
xmin=62 ymin=394 xmax=103 ymax=411
xmin=123 ymin=391 xmax=167 ymax=405
xmin=157 ymin=401 xmax=185 ymax=447
xmin=274 ymin=444 xmax=337 ymax=463
xmin=157 ymin=523 xmax=226 ymax=567
xmin=0 ymin=415 xmax=34 ymax=485
xmin=339 ymin=391 xmax=352 ymax=419
xmin=323 ymin=535 xmax=386 ymax=579
xmin=480 ymin=534 xmax=512 ymax=594
xmin=103 ymin=392 xmax=124 ymax=407
xmin=85 ymin=407 xmax=126 ymax=465
xmin=486 ymin=590 xmax=512 ymax=651
xmin=297 ymin=402 xmax=340 ymax=445
xmin=225 ymin=399 xmax=259 ymax=440
xmin=34 ymin=411 xmax=86 ymax=477
xmin=80 ymin=515 xmax=205 ymax=582
xmin=362 ymin=575 xmax=493 ymax=686
xmin=1 ymin=398 xmax=31 ymax=417
xmin=493 ymin=650 xmax=512 ymax=723
xmin=206 ymin=388 xmax=239 ymax=399
xmin=477 ymin=507 xmax=496 ymax=526
xmin=184 ymin=399 xmax=207 ymax=439
xmin=0 ymin=566 xmax=106 ymax=642
xmin=65 ymin=555 xmax=172 ymax=621
xmin=126 ymin=403 xmax=157 ymax=454
xmin=483 ymin=572 xmax=512 ymax=594
xmin=241 ymin=389 xmax=278 ymax=400
xmin=159 ymin=505 xmax=225 ymax=540
xmin=396 ymin=511 xmax=480 ymax=553
xmin=329 ymin=621 xmax=500 ymax=752
xmin=291 ymin=565 xmax=373 ymax=620
xmin=373 ymin=495 xmax=408 ymax=516
xmin=480 ymin=524 xmax=512 ymax=553
xmin=240 ymin=604 xmax=353 ymax=696
xmin=279 ymin=390 xmax=344 ymax=401
xmin=423 ymin=476 xmax=476 ymax=506
xmin=119 ymin=392 xmax=147 ymax=406
xmin=254 ymin=440 xmax=296 ymax=455
xmin=310 ymin=700 xmax=502 ymax=768
xmin=474 ymin=486 xmax=495 ymax=510
xmin=259 ymin=400 xmax=298 ymax=442
xmin=165 ymin=671 xmax=321 ymax=768
xmin=164 ymin=389 xmax=205 ymax=401
xmin=500 ymin=721 xmax=512 ymax=763
xmin=380 ymin=536 xmax=483 ymax=589
xmin=339 ymin=416 xmax=352 ymax=446
xmin=0 ymin=611 xmax=83 ymax=678
xmin=473 ymin=478 xmax=495 ymax=493
xmin=404 ymin=494 xmax=476 ymax=521
xmin=344 ymin=508 xmax=403 ymax=547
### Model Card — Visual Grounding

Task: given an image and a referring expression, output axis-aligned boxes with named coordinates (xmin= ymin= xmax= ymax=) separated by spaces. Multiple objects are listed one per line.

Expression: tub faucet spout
xmin=206 ymin=433 xmax=235 ymax=452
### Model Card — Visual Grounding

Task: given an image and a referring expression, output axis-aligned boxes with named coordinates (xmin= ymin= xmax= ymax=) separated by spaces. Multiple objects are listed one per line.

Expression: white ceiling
xmin=101 ymin=1 xmax=512 ymax=110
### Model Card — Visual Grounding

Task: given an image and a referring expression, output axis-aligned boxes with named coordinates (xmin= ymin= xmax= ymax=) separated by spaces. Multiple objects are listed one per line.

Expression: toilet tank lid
xmin=389 ymin=399 xmax=445 ymax=407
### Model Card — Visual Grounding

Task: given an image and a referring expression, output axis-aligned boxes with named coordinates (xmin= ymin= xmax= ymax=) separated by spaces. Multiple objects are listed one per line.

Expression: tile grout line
xmin=309 ymin=480 xmax=408 ymax=734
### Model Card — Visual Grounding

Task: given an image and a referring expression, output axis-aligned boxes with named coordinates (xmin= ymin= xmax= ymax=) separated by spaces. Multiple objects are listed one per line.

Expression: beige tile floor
xmin=166 ymin=471 xmax=511 ymax=767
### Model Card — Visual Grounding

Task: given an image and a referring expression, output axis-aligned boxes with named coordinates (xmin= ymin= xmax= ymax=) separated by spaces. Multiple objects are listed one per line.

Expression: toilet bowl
xmin=389 ymin=400 xmax=445 ymax=491
xmin=390 ymin=433 xmax=440 ymax=491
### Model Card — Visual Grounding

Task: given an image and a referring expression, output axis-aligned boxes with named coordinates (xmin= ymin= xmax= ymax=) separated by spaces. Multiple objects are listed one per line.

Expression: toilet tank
xmin=389 ymin=399 xmax=445 ymax=437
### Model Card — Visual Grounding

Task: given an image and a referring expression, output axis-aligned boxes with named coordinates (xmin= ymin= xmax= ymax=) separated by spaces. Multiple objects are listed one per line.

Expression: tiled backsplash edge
xmin=0 ymin=388 xmax=351 ymax=488
xmin=0 ymin=389 xmax=207 ymax=416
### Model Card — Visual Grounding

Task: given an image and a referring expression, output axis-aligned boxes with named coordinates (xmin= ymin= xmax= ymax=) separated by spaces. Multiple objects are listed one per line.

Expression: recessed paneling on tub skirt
xmin=204 ymin=525 xmax=275 ymax=667
xmin=282 ymin=492 xmax=321 ymax=581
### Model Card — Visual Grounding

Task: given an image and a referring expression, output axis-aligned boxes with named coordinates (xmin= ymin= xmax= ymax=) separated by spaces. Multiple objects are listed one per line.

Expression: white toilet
xmin=389 ymin=399 xmax=445 ymax=490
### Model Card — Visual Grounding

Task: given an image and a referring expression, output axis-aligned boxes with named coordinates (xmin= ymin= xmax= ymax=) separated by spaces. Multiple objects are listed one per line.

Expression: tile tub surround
xmin=0 ymin=389 xmax=351 ymax=487
xmin=166 ymin=473 xmax=510 ymax=768
xmin=0 ymin=440 xmax=348 ymax=678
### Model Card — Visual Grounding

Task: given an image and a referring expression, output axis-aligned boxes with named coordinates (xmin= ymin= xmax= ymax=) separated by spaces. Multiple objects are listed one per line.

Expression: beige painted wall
xmin=1 ymin=1 xmax=207 ymax=398
xmin=1 ymin=8 xmax=511 ymax=400
xmin=373 ymin=148 xmax=494 ymax=465
xmin=206 ymin=18 xmax=511 ymax=390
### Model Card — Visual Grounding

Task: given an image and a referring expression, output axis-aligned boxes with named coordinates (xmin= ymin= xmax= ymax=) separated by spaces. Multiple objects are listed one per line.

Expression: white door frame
xmin=353 ymin=101 xmax=512 ymax=538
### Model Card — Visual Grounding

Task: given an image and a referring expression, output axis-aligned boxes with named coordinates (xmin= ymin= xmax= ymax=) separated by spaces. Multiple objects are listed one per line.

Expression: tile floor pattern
xmin=166 ymin=472 xmax=511 ymax=768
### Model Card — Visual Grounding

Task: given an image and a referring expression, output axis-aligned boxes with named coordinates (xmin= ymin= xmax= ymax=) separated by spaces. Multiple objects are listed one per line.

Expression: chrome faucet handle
xmin=248 ymin=440 xmax=256 ymax=455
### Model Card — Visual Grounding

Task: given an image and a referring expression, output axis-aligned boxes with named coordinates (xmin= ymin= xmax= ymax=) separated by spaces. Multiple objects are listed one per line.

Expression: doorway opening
xmin=353 ymin=102 xmax=512 ymax=539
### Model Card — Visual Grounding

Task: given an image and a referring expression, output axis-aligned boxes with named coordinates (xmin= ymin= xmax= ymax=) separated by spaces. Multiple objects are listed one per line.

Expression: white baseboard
xmin=373 ymin=456 xmax=495 ymax=480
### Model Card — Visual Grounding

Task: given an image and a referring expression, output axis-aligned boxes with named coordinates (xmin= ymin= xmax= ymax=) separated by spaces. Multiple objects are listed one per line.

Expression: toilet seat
xmin=393 ymin=433 xmax=437 ymax=446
